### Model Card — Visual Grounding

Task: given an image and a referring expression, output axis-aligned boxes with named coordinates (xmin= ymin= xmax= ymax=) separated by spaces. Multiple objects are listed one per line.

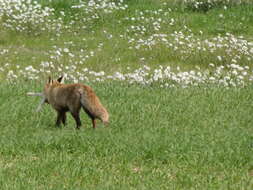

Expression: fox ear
xmin=57 ymin=76 xmax=64 ymax=83
xmin=48 ymin=76 xmax=52 ymax=83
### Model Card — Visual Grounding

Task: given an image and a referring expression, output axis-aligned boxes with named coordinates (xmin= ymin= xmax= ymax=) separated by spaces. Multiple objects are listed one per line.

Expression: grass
xmin=1 ymin=1 xmax=253 ymax=72
xmin=1 ymin=0 xmax=253 ymax=189
xmin=0 ymin=82 xmax=253 ymax=189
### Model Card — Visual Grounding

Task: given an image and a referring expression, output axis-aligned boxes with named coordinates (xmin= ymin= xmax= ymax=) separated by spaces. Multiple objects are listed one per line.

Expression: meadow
xmin=0 ymin=0 xmax=253 ymax=189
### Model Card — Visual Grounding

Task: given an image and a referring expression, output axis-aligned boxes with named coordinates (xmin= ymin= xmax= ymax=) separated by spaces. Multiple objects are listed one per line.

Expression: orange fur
xmin=44 ymin=77 xmax=109 ymax=129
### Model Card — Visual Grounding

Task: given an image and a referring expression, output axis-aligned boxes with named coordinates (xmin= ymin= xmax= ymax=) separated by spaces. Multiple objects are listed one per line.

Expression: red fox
xmin=42 ymin=76 xmax=109 ymax=129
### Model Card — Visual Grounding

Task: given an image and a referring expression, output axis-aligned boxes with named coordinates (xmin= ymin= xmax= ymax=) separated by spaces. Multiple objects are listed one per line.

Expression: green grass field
xmin=0 ymin=82 xmax=253 ymax=189
xmin=1 ymin=0 xmax=253 ymax=189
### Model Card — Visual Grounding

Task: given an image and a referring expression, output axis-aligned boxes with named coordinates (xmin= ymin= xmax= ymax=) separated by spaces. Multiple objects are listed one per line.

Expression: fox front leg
xmin=55 ymin=111 xmax=67 ymax=127
xmin=56 ymin=111 xmax=62 ymax=127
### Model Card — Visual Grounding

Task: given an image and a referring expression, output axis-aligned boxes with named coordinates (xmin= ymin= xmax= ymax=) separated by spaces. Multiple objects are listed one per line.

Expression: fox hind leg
xmin=92 ymin=118 xmax=96 ymax=129
xmin=62 ymin=112 xmax=67 ymax=126
xmin=70 ymin=111 xmax=81 ymax=129
xmin=82 ymin=107 xmax=96 ymax=129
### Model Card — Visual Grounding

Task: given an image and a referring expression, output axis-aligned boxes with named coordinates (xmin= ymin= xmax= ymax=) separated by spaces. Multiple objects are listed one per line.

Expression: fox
xmin=33 ymin=76 xmax=109 ymax=129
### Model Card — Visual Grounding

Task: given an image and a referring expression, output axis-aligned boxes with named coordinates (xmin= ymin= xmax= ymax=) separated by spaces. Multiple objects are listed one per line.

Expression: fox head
xmin=46 ymin=76 xmax=64 ymax=84
xmin=43 ymin=76 xmax=64 ymax=98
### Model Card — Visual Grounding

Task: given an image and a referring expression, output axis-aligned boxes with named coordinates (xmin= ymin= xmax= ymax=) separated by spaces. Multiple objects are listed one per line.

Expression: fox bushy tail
xmin=78 ymin=88 xmax=109 ymax=124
